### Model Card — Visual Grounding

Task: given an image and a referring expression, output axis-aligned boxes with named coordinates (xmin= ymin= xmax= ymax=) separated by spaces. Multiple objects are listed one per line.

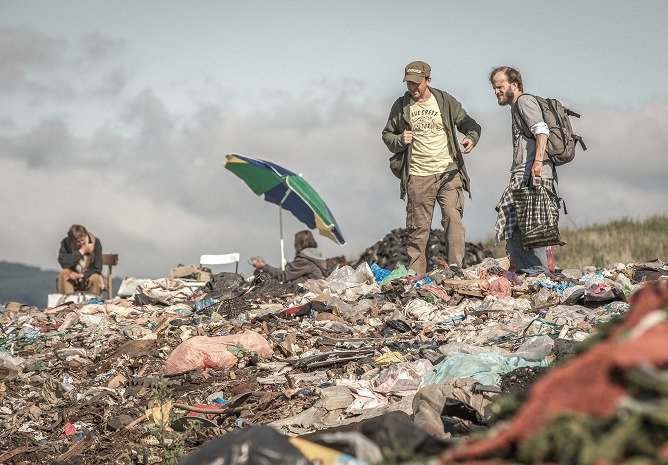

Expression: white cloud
xmin=0 ymin=26 xmax=128 ymax=108
xmin=0 ymin=26 xmax=65 ymax=89
xmin=77 ymin=33 xmax=125 ymax=62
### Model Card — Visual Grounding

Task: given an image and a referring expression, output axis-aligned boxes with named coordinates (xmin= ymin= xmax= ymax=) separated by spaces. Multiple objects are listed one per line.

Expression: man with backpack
xmin=382 ymin=60 xmax=481 ymax=275
xmin=490 ymin=66 xmax=557 ymax=272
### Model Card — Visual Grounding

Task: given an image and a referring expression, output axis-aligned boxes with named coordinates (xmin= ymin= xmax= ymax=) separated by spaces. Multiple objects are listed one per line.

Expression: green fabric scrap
xmin=379 ymin=265 xmax=415 ymax=285
xmin=227 ymin=343 xmax=257 ymax=358
xmin=516 ymin=372 xmax=668 ymax=465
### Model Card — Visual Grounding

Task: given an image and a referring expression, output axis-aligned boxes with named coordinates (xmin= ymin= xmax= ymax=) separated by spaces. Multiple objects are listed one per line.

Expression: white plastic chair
xmin=199 ymin=253 xmax=240 ymax=274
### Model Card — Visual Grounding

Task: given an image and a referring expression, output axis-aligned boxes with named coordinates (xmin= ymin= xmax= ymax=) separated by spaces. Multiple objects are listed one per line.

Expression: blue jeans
xmin=506 ymin=227 xmax=548 ymax=273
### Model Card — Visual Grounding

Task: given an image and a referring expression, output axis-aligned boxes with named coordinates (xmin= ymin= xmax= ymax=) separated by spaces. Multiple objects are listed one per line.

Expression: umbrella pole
xmin=278 ymin=187 xmax=292 ymax=271
xmin=279 ymin=206 xmax=286 ymax=271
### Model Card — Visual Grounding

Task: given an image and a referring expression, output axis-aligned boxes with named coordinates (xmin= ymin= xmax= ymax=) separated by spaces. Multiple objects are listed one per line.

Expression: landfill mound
xmin=0 ymin=259 xmax=666 ymax=464
xmin=353 ymin=228 xmax=493 ymax=270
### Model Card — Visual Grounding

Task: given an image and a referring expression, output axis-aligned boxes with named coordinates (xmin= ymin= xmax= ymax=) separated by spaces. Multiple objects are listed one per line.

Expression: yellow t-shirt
xmin=409 ymin=94 xmax=457 ymax=176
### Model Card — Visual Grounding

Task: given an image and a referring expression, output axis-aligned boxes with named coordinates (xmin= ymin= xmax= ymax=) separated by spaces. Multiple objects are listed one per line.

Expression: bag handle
xmin=528 ymin=176 xmax=569 ymax=215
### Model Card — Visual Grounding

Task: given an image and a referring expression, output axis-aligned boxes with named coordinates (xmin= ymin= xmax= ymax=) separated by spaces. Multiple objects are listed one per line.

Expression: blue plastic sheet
xmin=378 ymin=265 xmax=415 ymax=285
xmin=579 ymin=271 xmax=606 ymax=283
xmin=421 ymin=351 xmax=549 ymax=386
xmin=370 ymin=263 xmax=391 ymax=283
xmin=435 ymin=314 xmax=465 ymax=326
xmin=534 ymin=280 xmax=574 ymax=296
xmin=413 ymin=276 xmax=433 ymax=288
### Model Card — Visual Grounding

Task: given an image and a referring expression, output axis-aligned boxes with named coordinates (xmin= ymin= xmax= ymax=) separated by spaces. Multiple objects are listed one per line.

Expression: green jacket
xmin=381 ymin=87 xmax=481 ymax=199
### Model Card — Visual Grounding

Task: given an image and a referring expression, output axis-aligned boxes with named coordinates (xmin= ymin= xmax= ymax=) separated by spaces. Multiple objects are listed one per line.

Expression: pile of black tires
xmin=353 ymin=228 xmax=494 ymax=271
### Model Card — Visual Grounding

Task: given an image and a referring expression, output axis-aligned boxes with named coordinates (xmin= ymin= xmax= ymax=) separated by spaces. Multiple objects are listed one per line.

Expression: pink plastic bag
xmin=164 ymin=330 xmax=273 ymax=375
xmin=479 ymin=276 xmax=513 ymax=298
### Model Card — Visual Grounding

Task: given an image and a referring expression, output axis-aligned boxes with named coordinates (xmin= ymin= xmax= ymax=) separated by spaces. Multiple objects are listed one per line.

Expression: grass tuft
xmin=482 ymin=215 xmax=667 ymax=269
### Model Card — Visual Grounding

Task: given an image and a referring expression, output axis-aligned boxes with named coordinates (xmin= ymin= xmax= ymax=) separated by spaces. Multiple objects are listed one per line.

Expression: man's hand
xmin=460 ymin=137 xmax=474 ymax=154
xmin=532 ymin=160 xmax=543 ymax=177
xmin=69 ymin=271 xmax=84 ymax=280
xmin=79 ymin=243 xmax=94 ymax=254
xmin=402 ymin=130 xmax=413 ymax=145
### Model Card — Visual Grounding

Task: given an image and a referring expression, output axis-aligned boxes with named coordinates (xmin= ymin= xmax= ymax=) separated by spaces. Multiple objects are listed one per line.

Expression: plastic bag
xmin=164 ymin=330 xmax=273 ymax=375
xmin=421 ymin=352 xmax=548 ymax=387
xmin=327 ymin=263 xmax=380 ymax=301
xmin=512 ymin=335 xmax=555 ymax=360
xmin=511 ymin=181 xmax=564 ymax=249
xmin=203 ymin=272 xmax=247 ymax=300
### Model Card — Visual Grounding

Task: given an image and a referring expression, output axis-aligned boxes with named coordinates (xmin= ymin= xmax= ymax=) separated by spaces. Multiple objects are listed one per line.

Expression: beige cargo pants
xmin=406 ymin=170 xmax=465 ymax=274
xmin=57 ymin=268 xmax=104 ymax=295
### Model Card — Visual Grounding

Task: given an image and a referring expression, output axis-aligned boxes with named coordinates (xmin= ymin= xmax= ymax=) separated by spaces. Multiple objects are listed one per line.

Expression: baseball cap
xmin=404 ymin=61 xmax=431 ymax=83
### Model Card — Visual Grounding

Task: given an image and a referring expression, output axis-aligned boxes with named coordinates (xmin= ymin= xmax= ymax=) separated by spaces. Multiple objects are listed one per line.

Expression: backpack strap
xmin=395 ymin=94 xmax=408 ymax=134
xmin=511 ymin=94 xmax=536 ymax=140
xmin=574 ymin=134 xmax=587 ymax=151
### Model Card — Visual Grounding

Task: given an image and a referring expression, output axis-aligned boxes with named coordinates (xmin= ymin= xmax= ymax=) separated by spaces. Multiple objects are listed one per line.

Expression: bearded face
xmin=499 ymin=87 xmax=514 ymax=106
xmin=491 ymin=73 xmax=517 ymax=106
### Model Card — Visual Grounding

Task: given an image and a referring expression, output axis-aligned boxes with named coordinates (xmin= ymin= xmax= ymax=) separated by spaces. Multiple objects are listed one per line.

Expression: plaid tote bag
xmin=511 ymin=180 xmax=564 ymax=249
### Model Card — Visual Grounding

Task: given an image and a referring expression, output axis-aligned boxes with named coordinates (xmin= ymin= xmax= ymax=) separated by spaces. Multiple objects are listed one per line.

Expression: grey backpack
xmin=514 ymin=94 xmax=587 ymax=166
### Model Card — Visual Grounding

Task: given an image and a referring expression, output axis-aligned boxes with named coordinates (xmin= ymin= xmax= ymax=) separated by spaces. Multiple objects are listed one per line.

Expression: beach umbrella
xmin=224 ymin=153 xmax=345 ymax=269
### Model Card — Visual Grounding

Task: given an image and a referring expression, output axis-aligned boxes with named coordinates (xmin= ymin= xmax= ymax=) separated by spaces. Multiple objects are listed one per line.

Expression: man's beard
xmin=498 ymin=88 xmax=514 ymax=106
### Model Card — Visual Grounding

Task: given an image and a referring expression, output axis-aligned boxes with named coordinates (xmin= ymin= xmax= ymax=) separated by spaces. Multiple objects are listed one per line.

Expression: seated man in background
xmin=57 ymin=224 xmax=104 ymax=295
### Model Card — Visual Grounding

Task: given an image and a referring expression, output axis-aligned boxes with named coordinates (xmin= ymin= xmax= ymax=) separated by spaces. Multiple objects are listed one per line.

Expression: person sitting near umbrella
xmin=252 ymin=230 xmax=328 ymax=283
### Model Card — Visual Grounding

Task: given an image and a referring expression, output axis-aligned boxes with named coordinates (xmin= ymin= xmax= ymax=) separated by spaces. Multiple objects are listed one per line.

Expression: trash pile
xmin=0 ymin=258 xmax=666 ymax=464
xmin=354 ymin=228 xmax=493 ymax=270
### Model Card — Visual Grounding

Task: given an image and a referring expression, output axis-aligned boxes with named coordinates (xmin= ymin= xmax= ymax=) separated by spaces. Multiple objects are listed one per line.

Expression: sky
xmin=1 ymin=0 xmax=667 ymax=278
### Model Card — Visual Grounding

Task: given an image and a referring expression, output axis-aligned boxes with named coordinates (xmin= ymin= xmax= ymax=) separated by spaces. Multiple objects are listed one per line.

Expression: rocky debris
xmin=0 ymin=259 xmax=665 ymax=464
xmin=499 ymin=366 xmax=550 ymax=398
xmin=353 ymin=228 xmax=493 ymax=270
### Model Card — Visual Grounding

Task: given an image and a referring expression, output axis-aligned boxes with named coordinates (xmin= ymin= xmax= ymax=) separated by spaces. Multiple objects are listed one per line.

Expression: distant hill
xmin=0 ymin=262 xmax=120 ymax=308
xmin=0 ymin=262 xmax=58 ymax=307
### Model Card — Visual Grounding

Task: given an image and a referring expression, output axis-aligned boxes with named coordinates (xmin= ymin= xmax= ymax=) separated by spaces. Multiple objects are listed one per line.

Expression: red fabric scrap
xmin=283 ymin=304 xmax=306 ymax=317
xmin=186 ymin=404 xmax=224 ymax=420
xmin=63 ymin=423 xmax=76 ymax=436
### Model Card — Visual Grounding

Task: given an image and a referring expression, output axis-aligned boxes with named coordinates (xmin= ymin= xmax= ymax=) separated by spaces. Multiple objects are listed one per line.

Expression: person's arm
xmin=58 ymin=239 xmax=82 ymax=269
xmin=532 ymin=134 xmax=548 ymax=177
xmin=261 ymin=262 xmax=285 ymax=281
xmin=517 ymin=95 xmax=550 ymax=177
xmin=254 ymin=257 xmax=285 ymax=281
xmin=263 ymin=257 xmax=312 ymax=283
xmin=84 ymin=238 xmax=103 ymax=278
xmin=381 ymin=98 xmax=410 ymax=153
xmin=451 ymin=95 xmax=481 ymax=153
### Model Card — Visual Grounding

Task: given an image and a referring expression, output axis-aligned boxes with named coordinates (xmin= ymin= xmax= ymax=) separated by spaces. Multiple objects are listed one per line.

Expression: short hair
xmin=67 ymin=224 xmax=88 ymax=241
xmin=489 ymin=66 xmax=523 ymax=92
xmin=294 ymin=230 xmax=317 ymax=254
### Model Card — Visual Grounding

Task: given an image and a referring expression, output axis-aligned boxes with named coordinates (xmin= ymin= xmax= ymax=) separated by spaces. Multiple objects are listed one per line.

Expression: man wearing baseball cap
xmin=382 ymin=60 xmax=481 ymax=275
